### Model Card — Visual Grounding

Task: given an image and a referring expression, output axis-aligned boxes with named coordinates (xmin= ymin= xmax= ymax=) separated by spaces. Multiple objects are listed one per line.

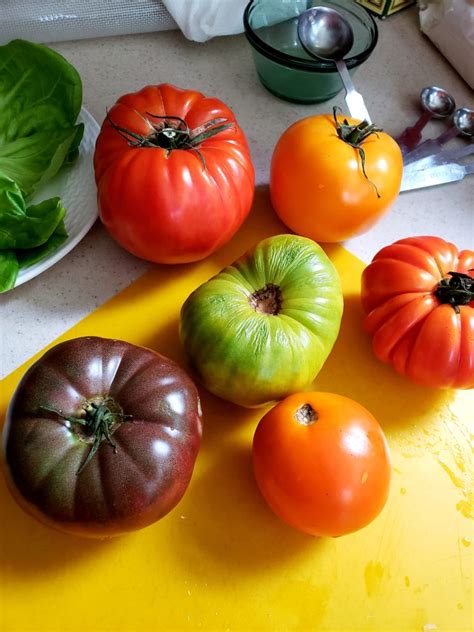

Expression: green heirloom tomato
xmin=180 ymin=235 xmax=343 ymax=407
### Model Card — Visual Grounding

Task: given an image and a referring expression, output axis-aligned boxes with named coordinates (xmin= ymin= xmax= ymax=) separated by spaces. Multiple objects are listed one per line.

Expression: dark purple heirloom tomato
xmin=2 ymin=337 xmax=202 ymax=537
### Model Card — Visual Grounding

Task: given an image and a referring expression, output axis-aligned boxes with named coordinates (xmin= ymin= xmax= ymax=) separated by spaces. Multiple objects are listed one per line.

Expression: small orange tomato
xmin=270 ymin=112 xmax=403 ymax=243
xmin=252 ymin=392 xmax=391 ymax=537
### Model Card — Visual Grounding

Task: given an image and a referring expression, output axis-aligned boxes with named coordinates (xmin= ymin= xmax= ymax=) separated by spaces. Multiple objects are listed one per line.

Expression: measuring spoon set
xmin=397 ymin=86 xmax=473 ymax=192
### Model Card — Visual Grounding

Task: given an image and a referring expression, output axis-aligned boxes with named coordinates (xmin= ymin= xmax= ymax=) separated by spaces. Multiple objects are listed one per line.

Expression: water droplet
xmin=461 ymin=537 xmax=471 ymax=547
xmin=400 ymin=487 xmax=407 ymax=495
xmin=404 ymin=576 xmax=410 ymax=587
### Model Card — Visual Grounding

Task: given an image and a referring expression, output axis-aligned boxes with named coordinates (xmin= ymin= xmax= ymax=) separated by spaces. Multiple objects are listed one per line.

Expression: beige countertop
xmin=0 ymin=6 xmax=473 ymax=377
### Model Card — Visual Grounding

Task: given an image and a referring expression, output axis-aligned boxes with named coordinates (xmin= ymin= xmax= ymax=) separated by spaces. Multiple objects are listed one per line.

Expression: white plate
xmin=15 ymin=107 xmax=101 ymax=288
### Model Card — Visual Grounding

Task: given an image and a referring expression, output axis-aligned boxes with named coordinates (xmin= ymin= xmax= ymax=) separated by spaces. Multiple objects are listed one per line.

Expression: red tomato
xmin=361 ymin=236 xmax=474 ymax=389
xmin=253 ymin=392 xmax=391 ymax=537
xmin=94 ymin=84 xmax=255 ymax=264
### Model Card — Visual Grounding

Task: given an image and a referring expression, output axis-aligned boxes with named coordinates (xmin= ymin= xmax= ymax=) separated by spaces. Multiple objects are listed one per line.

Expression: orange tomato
xmin=270 ymin=112 xmax=403 ymax=243
xmin=252 ymin=392 xmax=391 ymax=537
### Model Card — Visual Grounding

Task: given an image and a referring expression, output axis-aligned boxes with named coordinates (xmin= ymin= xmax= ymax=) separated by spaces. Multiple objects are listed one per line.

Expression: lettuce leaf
xmin=0 ymin=124 xmax=84 ymax=196
xmin=0 ymin=39 xmax=84 ymax=291
xmin=0 ymin=39 xmax=82 ymax=145
xmin=0 ymin=221 xmax=69 ymax=292
xmin=0 ymin=174 xmax=66 ymax=250
xmin=18 ymin=220 xmax=68 ymax=270
xmin=0 ymin=250 xmax=19 ymax=293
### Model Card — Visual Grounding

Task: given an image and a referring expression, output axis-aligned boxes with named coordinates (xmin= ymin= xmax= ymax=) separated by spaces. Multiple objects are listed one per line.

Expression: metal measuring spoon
xmin=396 ymin=86 xmax=456 ymax=155
xmin=297 ymin=7 xmax=371 ymax=123
xmin=405 ymin=107 xmax=474 ymax=164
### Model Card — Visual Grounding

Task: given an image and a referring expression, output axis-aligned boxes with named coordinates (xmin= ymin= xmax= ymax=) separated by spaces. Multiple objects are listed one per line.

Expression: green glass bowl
xmin=244 ymin=0 xmax=378 ymax=104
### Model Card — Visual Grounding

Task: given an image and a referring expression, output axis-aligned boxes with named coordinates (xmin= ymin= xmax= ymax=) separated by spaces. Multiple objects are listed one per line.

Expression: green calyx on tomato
xmin=3 ymin=336 xmax=203 ymax=537
xmin=361 ymin=236 xmax=474 ymax=390
xmin=269 ymin=111 xmax=402 ymax=243
xmin=435 ymin=270 xmax=474 ymax=313
xmin=333 ymin=107 xmax=382 ymax=198
xmin=106 ymin=110 xmax=232 ymax=169
xmin=180 ymin=234 xmax=343 ymax=408
xmin=42 ymin=397 xmax=133 ymax=475
xmin=94 ymin=84 xmax=255 ymax=264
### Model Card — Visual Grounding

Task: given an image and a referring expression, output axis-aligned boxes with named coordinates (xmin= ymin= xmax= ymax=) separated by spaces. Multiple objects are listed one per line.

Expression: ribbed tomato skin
xmin=94 ymin=84 xmax=255 ymax=264
xmin=361 ymin=236 xmax=474 ymax=389
xmin=2 ymin=337 xmax=202 ymax=537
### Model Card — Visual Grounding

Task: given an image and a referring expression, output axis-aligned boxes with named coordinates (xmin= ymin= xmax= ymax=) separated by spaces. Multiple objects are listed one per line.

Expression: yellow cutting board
xmin=0 ymin=189 xmax=472 ymax=632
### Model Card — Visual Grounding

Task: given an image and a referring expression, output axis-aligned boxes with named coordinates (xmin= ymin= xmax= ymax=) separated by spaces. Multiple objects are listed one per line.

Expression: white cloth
xmin=419 ymin=0 xmax=474 ymax=89
xmin=162 ymin=0 xmax=248 ymax=42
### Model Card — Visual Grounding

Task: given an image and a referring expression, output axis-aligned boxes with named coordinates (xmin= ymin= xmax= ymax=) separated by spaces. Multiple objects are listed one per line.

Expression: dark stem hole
xmin=295 ymin=403 xmax=318 ymax=426
xmin=249 ymin=283 xmax=282 ymax=315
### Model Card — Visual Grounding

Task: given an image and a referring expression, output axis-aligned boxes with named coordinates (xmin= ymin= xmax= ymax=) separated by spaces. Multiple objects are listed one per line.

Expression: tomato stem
xmin=295 ymin=404 xmax=318 ymax=426
xmin=249 ymin=284 xmax=282 ymax=315
xmin=42 ymin=398 xmax=133 ymax=475
xmin=435 ymin=271 xmax=474 ymax=313
xmin=333 ymin=106 xmax=382 ymax=198
xmin=106 ymin=110 xmax=233 ymax=171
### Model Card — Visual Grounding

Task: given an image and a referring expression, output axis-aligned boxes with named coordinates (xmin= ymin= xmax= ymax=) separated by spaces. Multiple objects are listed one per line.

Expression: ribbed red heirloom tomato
xmin=361 ymin=236 xmax=474 ymax=389
xmin=253 ymin=392 xmax=391 ymax=537
xmin=2 ymin=337 xmax=202 ymax=537
xmin=94 ymin=83 xmax=255 ymax=264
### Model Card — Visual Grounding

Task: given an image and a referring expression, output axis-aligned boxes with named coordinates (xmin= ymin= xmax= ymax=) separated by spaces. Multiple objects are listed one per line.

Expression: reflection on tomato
xmin=3 ymin=337 xmax=202 ymax=537
xmin=94 ymin=83 xmax=255 ymax=264
xmin=270 ymin=112 xmax=402 ymax=243
xmin=180 ymin=235 xmax=343 ymax=407
xmin=361 ymin=236 xmax=474 ymax=389
xmin=253 ymin=392 xmax=391 ymax=537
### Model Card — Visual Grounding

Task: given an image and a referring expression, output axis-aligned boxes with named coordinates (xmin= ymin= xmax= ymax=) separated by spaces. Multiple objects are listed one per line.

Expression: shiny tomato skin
xmin=94 ymin=84 xmax=255 ymax=264
xmin=253 ymin=392 xmax=391 ymax=537
xmin=2 ymin=337 xmax=202 ymax=538
xmin=180 ymin=235 xmax=343 ymax=407
xmin=361 ymin=236 xmax=474 ymax=389
xmin=270 ymin=114 xmax=402 ymax=243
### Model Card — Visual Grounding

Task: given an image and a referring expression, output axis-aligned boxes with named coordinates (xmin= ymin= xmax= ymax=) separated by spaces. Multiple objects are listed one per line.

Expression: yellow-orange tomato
xmin=270 ymin=113 xmax=403 ymax=243
xmin=253 ymin=392 xmax=391 ymax=537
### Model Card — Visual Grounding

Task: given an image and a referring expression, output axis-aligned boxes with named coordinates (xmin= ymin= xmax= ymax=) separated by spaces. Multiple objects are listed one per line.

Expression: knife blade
xmin=400 ymin=162 xmax=474 ymax=192
xmin=402 ymin=144 xmax=474 ymax=174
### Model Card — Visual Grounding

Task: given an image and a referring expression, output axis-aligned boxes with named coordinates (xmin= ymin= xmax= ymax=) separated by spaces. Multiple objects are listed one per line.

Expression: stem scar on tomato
xmin=106 ymin=109 xmax=233 ymax=171
xmin=295 ymin=403 xmax=318 ymax=425
xmin=248 ymin=283 xmax=283 ymax=315
xmin=435 ymin=270 xmax=474 ymax=313
xmin=42 ymin=398 xmax=133 ymax=475
xmin=333 ymin=106 xmax=382 ymax=198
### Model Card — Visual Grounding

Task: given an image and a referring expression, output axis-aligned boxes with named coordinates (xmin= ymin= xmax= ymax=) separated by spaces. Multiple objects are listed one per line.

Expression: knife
xmin=400 ymin=162 xmax=474 ymax=192
xmin=402 ymin=144 xmax=474 ymax=174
